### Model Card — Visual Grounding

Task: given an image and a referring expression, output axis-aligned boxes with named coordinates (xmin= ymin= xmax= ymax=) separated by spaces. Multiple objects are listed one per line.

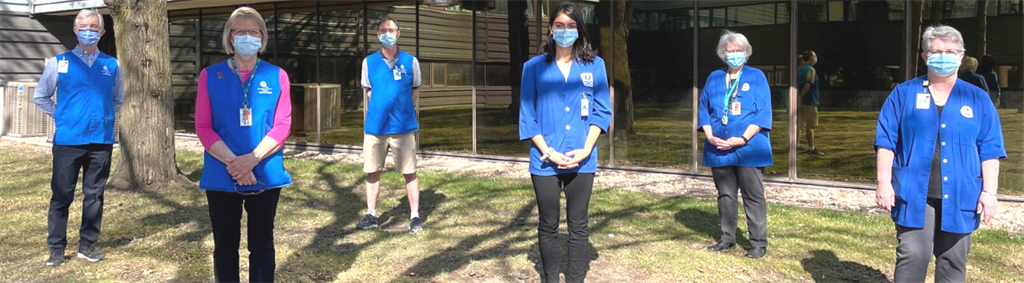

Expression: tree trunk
xmin=976 ymin=0 xmax=988 ymax=57
xmin=911 ymin=0 xmax=925 ymax=77
xmin=104 ymin=0 xmax=190 ymax=190
xmin=506 ymin=0 xmax=529 ymax=119
xmin=596 ymin=0 xmax=636 ymax=134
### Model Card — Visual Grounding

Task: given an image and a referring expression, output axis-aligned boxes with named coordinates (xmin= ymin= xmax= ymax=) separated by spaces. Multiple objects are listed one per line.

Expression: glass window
xmin=728 ymin=4 xmax=776 ymax=27
xmin=485 ymin=64 xmax=510 ymax=86
xmin=828 ymin=1 xmax=845 ymax=22
xmin=799 ymin=1 xmax=826 ymax=23
xmin=433 ymin=62 xmax=445 ymax=86
xmin=447 ymin=62 xmax=473 ymax=86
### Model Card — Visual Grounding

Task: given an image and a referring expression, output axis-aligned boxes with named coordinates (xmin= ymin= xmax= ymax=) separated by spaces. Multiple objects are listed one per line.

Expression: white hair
xmin=921 ymin=25 xmax=965 ymax=53
xmin=221 ymin=7 xmax=268 ymax=55
xmin=716 ymin=30 xmax=752 ymax=63
xmin=74 ymin=9 xmax=103 ymax=30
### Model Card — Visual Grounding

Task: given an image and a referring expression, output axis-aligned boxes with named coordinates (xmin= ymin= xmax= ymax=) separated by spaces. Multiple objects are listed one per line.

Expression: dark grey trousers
xmin=894 ymin=198 xmax=972 ymax=283
xmin=711 ymin=166 xmax=768 ymax=248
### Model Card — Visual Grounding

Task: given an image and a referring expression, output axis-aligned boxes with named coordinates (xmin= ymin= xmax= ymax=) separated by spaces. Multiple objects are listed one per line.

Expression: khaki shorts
xmin=363 ymin=132 xmax=417 ymax=174
xmin=798 ymin=105 xmax=818 ymax=129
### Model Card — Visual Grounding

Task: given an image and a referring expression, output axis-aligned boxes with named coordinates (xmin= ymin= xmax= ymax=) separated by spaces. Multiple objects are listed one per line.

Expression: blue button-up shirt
xmin=698 ymin=66 xmax=774 ymax=168
xmin=875 ymin=76 xmax=1005 ymax=233
xmin=33 ymin=46 xmax=124 ymax=116
xmin=519 ymin=55 xmax=611 ymax=176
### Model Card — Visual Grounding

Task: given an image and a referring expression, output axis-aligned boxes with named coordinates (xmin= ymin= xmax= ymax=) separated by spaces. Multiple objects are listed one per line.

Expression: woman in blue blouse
xmin=875 ymin=25 xmax=1005 ymax=282
xmin=697 ymin=31 xmax=773 ymax=259
xmin=518 ymin=2 xmax=610 ymax=282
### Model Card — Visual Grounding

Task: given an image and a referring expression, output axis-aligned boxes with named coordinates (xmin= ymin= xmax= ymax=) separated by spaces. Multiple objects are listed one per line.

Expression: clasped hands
xmin=225 ymin=153 xmax=260 ymax=186
xmin=545 ymin=148 xmax=592 ymax=170
xmin=708 ymin=135 xmax=747 ymax=150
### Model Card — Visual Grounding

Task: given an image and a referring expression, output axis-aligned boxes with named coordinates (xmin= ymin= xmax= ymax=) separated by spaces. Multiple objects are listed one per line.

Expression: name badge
xmin=581 ymin=73 xmax=594 ymax=87
xmin=916 ymin=93 xmax=931 ymax=109
xmin=730 ymin=101 xmax=741 ymax=115
xmin=240 ymin=107 xmax=252 ymax=127
xmin=57 ymin=60 xmax=69 ymax=73
xmin=393 ymin=68 xmax=402 ymax=80
xmin=961 ymin=106 xmax=973 ymax=118
xmin=581 ymin=94 xmax=590 ymax=117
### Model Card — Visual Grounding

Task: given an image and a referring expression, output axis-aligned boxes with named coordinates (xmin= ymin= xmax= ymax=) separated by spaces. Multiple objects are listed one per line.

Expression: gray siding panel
xmin=0 ymin=12 xmax=73 ymax=84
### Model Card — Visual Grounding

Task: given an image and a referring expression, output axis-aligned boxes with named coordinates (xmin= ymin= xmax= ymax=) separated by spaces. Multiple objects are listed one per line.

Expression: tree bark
xmin=506 ymin=0 xmax=529 ymax=119
xmin=596 ymin=0 xmax=637 ymax=134
xmin=976 ymin=0 xmax=988 ymax=57
xmin=911 ymin=0 xmax=925 ymax=77
xmin=104 ymin=0 xmax=191 ymax=190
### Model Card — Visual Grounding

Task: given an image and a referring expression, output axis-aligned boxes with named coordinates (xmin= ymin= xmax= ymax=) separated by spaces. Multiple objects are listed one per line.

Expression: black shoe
xmin=808 ymin=149 xmax=825 ymax=155
xmin=77 ymin=245 xmax=105 ymax=262
xmin=745 ymin=247 xmax=767 ymax=258
xmin=706 ymin=241 xmax=735 ymax=252
xmin=409 ymin=217 xmax=423 ymax=233
xmin=356 ymin=214 xmax=379 ymax=229
xmin=46 ymin=248 xmax=65 ymax=266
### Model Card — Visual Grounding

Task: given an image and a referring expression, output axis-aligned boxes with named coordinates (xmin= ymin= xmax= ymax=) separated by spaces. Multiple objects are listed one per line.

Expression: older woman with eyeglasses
xmin=194 ymin=6 xmax=292 ymax=282
xmin=875 ymin=25 xmax=1005 ymax=282
xmin=697 ymin=30 xmax=773 ymax=259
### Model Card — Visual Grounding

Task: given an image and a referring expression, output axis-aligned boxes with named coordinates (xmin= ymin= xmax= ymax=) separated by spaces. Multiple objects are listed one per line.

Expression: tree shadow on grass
xmin=675 ymin=207 xmax=751 ymax=248
xmin=801 ymin=249 xmax=890 ymax=283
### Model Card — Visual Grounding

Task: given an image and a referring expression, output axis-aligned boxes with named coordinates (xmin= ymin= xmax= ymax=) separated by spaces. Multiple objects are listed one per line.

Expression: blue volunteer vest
xmin=365 ymin=50 xmax=418 ymax=135
xmin=199 ymin=60 xmax=292 ymax=192
xmin=53 ymin=51 xmax=118 ymax=145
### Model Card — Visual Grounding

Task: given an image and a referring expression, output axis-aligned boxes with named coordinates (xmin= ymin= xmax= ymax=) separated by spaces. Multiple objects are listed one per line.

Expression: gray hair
xmin=221 ymin=7 xmax=268 ymax=55
xmin=716 ymin=30 xmax=752 ymax=63
xmin=74 ymin=9 xmax=103 ymax=30
xmin=960 ymin=56 xmax=978 ymax=72
xmin=921 ymin=25 xmax=965 ymax=53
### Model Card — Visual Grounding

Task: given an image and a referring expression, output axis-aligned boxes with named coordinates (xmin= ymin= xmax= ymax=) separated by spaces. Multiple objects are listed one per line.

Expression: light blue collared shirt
xmin=33 ymin=45 xmax=124 ymax=116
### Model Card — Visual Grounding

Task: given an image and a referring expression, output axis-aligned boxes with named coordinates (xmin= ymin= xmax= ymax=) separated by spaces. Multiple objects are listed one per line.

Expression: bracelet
xmin=540 ymin=148 xmax=554 ymax=162
xmin=982 ymin=190 xmax=997 ymax=197
xmin=741 ymin=136 xmax=750 ymax=143
xmin=251 ymin=152 xmax=261 ymax=160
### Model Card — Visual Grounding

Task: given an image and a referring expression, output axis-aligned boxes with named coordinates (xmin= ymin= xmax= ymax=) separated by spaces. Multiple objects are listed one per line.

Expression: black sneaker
xmin=356 ymin=214 xmax=379 ymax=229
xmin=77 ymin=245 xmax=105 ymax=262
xmin=409 ymin=217 xmax=423 ymax=233
xmin=46 ymin=248 xmax=65 ymax=266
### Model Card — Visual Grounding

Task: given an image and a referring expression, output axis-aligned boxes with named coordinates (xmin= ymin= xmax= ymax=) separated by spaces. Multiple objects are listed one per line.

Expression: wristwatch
xmin=540 ymin=148 xmax=555 ymax=162
xmin=741 ymin=135 xmax=750 ymax=144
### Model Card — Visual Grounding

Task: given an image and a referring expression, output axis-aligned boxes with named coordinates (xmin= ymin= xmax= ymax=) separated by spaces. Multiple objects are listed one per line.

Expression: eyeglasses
xmin=378 ymin=28 xmax=398 ymax=34
xmin=925 ymin=49 xmax=963 ymax=56
xmin=725 ymin=49 xmax=745 ymax=53
xmin=233 ymin=182 xmax=267 ymax=195
xmin=76 ymin=24 xmax=101 ymax=32
xmin=231 ymin=29 xmax=263 ymax=37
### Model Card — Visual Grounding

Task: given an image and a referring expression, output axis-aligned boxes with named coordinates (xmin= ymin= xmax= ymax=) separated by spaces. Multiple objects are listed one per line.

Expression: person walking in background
xmin=698 ymin=30 xmax=773 ymax=259
xmin=356 ymin=16 xmax=425 ymax=233
xmin=194 ymin=7 xmax=293 ymax=282
xmin=958 ymin=56 xmax=989 ymax=93
xmin=797 ymin=49 xmax=823 ymax=155
xmin=977 ymin=54 xmax=1001 ymax=108
xmin=875 ymin=25 xmax=1005 ymax=282
xmin=34 ymin=8 xmax=123 ymax=267
xmin=519 ymin=2 xmax=611 ymax=282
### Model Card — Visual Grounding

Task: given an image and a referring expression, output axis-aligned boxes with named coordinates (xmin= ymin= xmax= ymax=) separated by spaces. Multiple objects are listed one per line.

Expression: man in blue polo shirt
xmin=33 ymin=8 xmax=124 ymax=266
xmin=356 ymin=17 xmax=424 ymax=233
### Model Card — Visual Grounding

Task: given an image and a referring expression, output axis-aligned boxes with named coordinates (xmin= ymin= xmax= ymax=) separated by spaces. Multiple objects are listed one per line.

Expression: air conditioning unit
xmin=424 ymin=0 xmax=460 ymax=7
xmin=2 ymin=82 xmax=51 ymax=138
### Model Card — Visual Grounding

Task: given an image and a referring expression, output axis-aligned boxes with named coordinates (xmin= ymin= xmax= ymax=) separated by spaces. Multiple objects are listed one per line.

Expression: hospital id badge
xmin=393 ymin=68 xmax=402 ymax=80
xmin=57 ymin=60 xmax=69 ymax=73
xmin=240 ymin=107 xmax=252 ymax=127
xmin=730 ymin=101 xmax=741 ymax=115
xmin=581 ymin=96 xmax=590 ymax=117
xmin=916 ymin=93 xmax=931 ymax=109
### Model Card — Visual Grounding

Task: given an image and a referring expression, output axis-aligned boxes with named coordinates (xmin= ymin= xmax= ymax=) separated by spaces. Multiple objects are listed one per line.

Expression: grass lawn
xmin=2 ymin=142 xmax=1022 ymax=282
xmin=310 ymin=103 xmax=1023 ymax=196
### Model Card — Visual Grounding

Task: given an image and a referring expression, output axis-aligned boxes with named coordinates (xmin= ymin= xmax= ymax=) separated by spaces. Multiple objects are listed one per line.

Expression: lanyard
xmin=230 ymin=57 xmax=260 ymax=108
xmin=723 ymin=72 xmax=742 ymax=114
xmin=922 ymin=79 xmax=931 ymax=94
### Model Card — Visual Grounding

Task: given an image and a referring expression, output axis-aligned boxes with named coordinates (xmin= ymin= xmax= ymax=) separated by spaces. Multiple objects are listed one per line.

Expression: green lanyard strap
xmin=230 ymin=57 xmax=260 ymax=108
xmin=723 ymin=72 xmax=742 ymax=114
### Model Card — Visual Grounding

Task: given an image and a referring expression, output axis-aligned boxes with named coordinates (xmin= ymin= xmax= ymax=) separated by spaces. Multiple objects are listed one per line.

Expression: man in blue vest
xmin=797 ymin=50 xmax=824 ymax=155
xmin=33 ymin=8 xmax=123 ymax=266
xmin=356 ymin=17 xmax=424 ymax=233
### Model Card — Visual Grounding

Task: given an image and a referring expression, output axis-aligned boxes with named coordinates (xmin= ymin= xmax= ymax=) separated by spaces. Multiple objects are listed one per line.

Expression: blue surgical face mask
xmin=379 ymin=32 xmax=397 ymax=48
xmin=77 ymin=30 xmax=101 ymax=47
xmin=233 ymin=35 xmax=262 ymax=58
xmin=553 ymin=28 xmax=578 ymax=48
xmin=726 ymin=52 xmax=747 ymax=69
xmin=927 ymin=53 xmax=961 ymax=77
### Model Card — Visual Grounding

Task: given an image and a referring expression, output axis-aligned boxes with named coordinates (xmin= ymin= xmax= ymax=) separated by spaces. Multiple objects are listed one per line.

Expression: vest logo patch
xmin=258 ymin=81 xmax=273 ymax=94
xmin=102 ymin=65 xmax=112 ymax=76
xmin=581 ymin=73 xmax=594 ymax=87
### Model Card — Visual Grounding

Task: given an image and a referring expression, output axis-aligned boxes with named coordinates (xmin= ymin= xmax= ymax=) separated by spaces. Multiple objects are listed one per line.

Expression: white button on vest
xmin=565 ymin=107 xmax=570 ymax=112
xmin=943 ymin=176 xmax=948 ymax=181
xmin=941 ymin=141 xmax=946 ymax=146
xmin=942 ymin=159 xmax=947 ymax=163
xmin=941 ymin=124 xmax=946 ymax=128
xmin=944 ymin=194 xmax=949 ymax=199
xmin=565 ymin=125 xmax=571 ymax=130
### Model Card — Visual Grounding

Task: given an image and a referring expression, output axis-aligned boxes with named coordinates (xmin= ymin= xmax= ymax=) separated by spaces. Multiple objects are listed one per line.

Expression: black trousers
xmin=47 ymin=143 xmax=113 ymax=250
xmin=710 ymin=166 xmax=768 ymax=248
xmin=531 ymin=173 xmax=594 ymax=283
xmin=206 ymin=188 xmax=281 ymax=283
